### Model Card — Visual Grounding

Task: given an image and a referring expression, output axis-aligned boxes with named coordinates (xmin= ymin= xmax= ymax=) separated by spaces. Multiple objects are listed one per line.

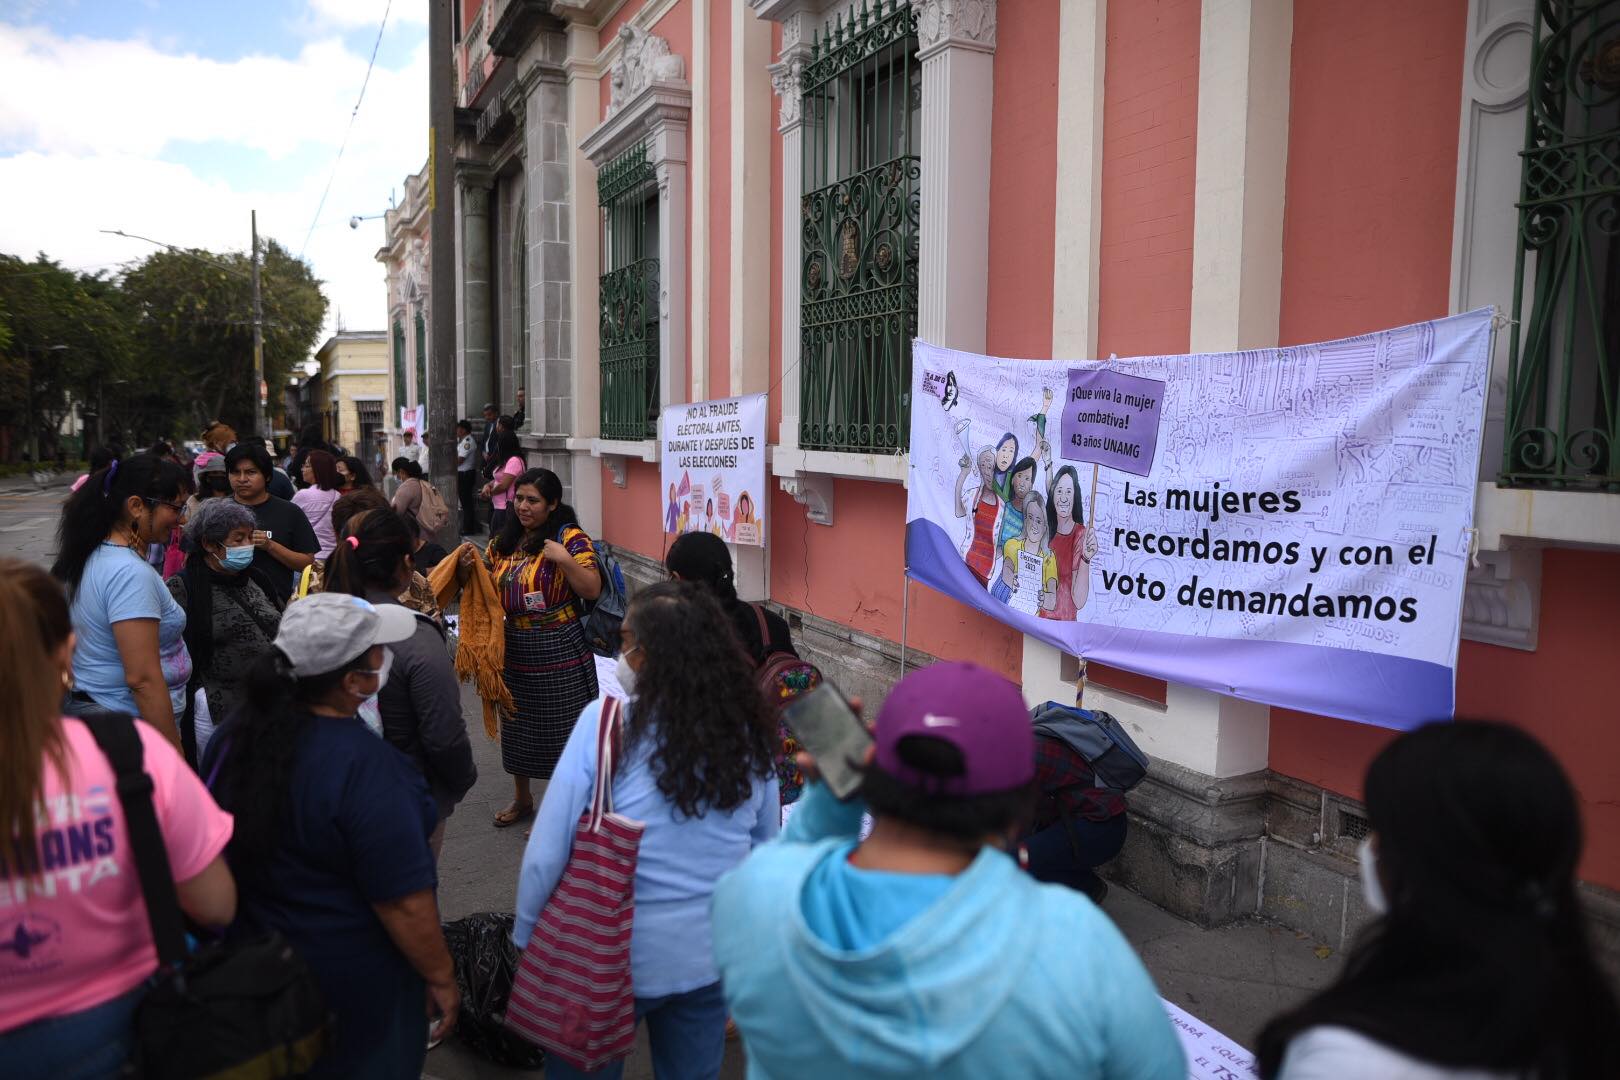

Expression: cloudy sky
xmin=0 ymin=0 xmax=428 ymax=348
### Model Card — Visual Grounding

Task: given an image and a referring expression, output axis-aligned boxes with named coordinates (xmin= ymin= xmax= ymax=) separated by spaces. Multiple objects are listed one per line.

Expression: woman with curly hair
xmin=514 ymin=581 xmax=780 ymax=1080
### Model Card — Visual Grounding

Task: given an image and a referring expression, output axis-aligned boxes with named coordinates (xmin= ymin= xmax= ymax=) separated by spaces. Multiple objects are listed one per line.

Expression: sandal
xmin=493 ymin=801 xmax=535 ymax=828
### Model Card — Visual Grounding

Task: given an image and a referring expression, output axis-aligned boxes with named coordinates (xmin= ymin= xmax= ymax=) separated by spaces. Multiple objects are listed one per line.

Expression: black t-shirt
xmin=414 ymin=541 xmax=448 ymax=573
xmin=238 ymin=495 xmax=319 ymax=604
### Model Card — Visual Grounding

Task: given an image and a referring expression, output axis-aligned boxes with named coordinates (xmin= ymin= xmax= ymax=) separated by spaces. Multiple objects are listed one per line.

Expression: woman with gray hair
xmin=165 ymin=497 xmax=284 ymax=764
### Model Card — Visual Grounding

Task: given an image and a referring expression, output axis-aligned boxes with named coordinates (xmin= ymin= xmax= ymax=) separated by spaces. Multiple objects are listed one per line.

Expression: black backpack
xmin=85 ymin=714 xmax=331 ymax=1078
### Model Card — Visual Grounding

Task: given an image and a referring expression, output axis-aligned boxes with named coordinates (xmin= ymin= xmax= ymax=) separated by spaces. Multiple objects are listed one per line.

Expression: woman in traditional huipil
xmin=455 ymin=467 xmax=600 ymax=828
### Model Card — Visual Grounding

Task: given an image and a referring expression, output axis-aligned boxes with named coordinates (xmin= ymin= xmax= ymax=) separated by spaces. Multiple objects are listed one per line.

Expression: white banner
xmin=905 ymin=311 xmax=1493 ymax=730
xmin=399 ymin=404 xmax=425 ymax=434
xmin=660 ymin=393 xmax=768 ymax=547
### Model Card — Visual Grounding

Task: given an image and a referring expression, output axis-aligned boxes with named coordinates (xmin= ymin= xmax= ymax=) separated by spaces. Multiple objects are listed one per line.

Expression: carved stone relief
xmin=607 ymin=26 xmax=686 ymax=116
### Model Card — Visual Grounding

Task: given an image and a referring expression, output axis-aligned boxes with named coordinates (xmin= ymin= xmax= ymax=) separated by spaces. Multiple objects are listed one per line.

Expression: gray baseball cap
xmin=274 ymin=593 xmax=418 ymax=676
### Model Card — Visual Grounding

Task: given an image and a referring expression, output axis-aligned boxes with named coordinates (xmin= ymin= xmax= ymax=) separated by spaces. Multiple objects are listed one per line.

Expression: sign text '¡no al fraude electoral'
xmin=666 ymin=399 xmax=759 ymax=470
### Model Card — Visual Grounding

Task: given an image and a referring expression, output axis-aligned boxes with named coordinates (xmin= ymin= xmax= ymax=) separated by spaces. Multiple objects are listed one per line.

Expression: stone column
xmin=459 ymin=174 xmax=495 ymax=417
xmin=915 ymin=0 xmax=996 ymax=353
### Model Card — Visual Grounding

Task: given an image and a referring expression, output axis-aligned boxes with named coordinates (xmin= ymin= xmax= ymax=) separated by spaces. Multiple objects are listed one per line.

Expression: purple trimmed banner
xmin=904 ymin=311 xmax=1494 ymax=731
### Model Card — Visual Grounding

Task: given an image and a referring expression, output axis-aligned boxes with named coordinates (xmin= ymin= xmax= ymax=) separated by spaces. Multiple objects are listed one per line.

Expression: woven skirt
xmin=501 ymin=618 xmax=599 ymax=779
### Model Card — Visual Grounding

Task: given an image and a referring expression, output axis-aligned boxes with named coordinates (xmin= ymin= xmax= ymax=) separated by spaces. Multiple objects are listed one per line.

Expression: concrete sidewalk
xmin=425 ymin=681 xmax=1343 ymax=1080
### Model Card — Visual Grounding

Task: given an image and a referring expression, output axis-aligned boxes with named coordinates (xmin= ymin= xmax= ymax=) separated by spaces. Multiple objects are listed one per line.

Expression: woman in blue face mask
xmin=165 ymin=498 xmax=284 ymax=765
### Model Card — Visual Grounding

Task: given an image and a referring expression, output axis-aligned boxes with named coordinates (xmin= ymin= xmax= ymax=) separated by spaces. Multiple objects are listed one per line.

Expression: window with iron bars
xmin=1503 ymin=0 xmax=1620 ymax=489
xmin=599 ymin=140 xmax=661 ymax=441
xmin=799 ymin=0 xmax=921 ymax=455
xmin=356 ymin=400 xmax=384 ymax=458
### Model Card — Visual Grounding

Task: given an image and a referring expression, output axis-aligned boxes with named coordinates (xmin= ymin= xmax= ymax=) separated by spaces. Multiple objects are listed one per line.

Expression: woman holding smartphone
xmin=514 ymin=582 xmax=779 ymax=1080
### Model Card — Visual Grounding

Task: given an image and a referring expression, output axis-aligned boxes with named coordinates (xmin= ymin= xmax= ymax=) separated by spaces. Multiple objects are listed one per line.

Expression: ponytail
xmin=322 ymin=508 xmax=414 ymax=598
xmin=210 ymin=648 xmax=364 ymax=867
xmin=52 ymin=454 xmax=187 ymax=590
xmin=666 ymin=531 xmax=739 ymax=604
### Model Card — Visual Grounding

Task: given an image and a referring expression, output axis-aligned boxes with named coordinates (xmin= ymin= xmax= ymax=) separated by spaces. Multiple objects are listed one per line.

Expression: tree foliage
xmin=120 ymin=239 xmax=328 ymax=436
xmin=0 ymin=240 xmax=328 ymax=459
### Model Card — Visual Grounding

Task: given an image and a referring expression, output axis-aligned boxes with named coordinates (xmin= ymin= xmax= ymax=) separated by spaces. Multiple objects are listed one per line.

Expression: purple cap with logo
xmin=874 ymin=661 xmax=1034 ymax=797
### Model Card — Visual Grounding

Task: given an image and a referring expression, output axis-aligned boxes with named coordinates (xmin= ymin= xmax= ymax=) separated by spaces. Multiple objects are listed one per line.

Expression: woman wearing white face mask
xmin=201 ymin=592 xmax=460 ymax=1079
xmin=1258 ymin=722 xmax=1620 ymax=1079
xmin=514 ymin=581 xmax=780 ymax=1080
xmin=166 ymin=498 xmax=284 ymax=765
xmin=322 ymin=507 xmax=476 ymax=856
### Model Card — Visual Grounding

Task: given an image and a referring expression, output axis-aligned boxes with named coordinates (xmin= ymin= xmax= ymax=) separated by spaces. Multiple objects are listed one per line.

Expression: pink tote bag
xmin=505 ymin=697 xmax=643 ymax=1070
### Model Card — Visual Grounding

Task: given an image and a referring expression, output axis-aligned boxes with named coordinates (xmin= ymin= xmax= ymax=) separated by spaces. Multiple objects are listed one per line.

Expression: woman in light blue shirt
xmin=52 ymin=452 xmax=192 ymax=749
xmin=515 ymin=581 xmax=779 ymax=1080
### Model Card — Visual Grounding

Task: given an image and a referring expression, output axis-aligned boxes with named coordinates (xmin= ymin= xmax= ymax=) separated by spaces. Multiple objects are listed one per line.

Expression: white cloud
xmin=0 ymin=16 xmax=427 ymax=342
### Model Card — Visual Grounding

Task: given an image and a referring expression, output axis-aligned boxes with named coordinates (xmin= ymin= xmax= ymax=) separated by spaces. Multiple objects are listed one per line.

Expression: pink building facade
xmin=443 ymin=0 xmax=1620 ymax=957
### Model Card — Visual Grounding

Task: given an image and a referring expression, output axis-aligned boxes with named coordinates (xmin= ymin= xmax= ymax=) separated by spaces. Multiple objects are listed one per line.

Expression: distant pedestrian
xmin=391 ymin=457 xmax=429 ymax=527
xmin=713 ymin=662 xmax=1185 ymax=1080
xmin=1258 ymin=722 xmax=1620 ymax=1079
xmin=514 ymin=581 xmax=778 ymax=1080
xmin=451 ymin=467 xmax=600 ymax=827
xmin=455 ymin=419 xmax=479 ymax=535
xmin=52 ymin=453 xmax=192 ymax=746
xmin=287 ymin=423 xmax=334 ymax=492
xmin=480 ymin=429 xmax=525 ymax=536
xmin=337 ymin=454 xmax=373 ymax=493
xmin=397 ymin=428 xmax=428 ymax=472
xmin=322 ymin=507 xmax=476 ymax=854
xmin=166 ymin=498 xmax=283 ymax=763
xmin=227 ymin=442 xmax=319 ymax=606
xmin=293 ymin=449 xmax=343 ymax=559
xmin=203 ymin=593 xmax=457 ymax=1079
xmin=0 ymin=559 xmax=236 ymax=1078
xmin=200 ymin=420 xmax=236 ymax=456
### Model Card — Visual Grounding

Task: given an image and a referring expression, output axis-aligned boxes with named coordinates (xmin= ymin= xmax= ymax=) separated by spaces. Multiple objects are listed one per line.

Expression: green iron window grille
xmin=799 ymin=0 xmax=920 ymax=455
xmin=1503 ymin=0 xmax=1620 ymax=489
xmin=392 ymin=320 xmax=407 ymax=417
xmin=414 ymin=311 xmax=427 ymax=408
xmin=598 ymin=140 xmax=661 ymax=441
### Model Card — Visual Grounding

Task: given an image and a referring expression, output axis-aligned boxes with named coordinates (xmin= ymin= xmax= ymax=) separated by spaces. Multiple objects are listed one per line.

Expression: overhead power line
xmin=299 ymin=0 xmax=395 ymax=260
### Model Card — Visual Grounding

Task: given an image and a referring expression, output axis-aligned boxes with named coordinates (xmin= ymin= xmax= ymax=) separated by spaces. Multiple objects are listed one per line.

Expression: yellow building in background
xmin=310 ymin=331 xmax=390 ymax=459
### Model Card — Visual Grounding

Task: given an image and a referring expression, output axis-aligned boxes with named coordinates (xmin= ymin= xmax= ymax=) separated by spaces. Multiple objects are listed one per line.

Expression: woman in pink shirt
xmin=0 ymin=559 xmax=237 ymax=1079
xmin=292 ymin=449 xmax=343 ymax=559
xmin=479 ymin=429 xmax=526 ymax=536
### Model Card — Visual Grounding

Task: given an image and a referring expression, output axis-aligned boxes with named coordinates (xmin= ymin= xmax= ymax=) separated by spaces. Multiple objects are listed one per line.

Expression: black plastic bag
xmin=441 ymin=912 xmax=546 ymax=1069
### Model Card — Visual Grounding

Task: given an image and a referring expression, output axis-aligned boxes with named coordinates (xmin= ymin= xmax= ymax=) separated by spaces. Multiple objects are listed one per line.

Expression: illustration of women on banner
xmin=1042 ymin=464 xmax=1097 ymax=619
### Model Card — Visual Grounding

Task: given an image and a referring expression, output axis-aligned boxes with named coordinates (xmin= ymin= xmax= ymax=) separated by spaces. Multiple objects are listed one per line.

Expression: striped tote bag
xmin=505 ymin=697 xmax=644 ymax=1070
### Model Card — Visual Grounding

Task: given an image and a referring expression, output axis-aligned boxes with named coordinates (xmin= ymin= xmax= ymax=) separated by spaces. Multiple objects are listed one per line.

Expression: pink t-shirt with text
xmin=492 ymin=455 xmax=525 ymax=510
xmin=0 ymin=718 xmax=233 ymax=1032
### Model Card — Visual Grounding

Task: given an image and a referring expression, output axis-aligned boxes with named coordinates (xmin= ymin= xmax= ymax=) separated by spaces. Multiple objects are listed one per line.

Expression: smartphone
xmin=783 ymin=683 xmax=873 ymax=801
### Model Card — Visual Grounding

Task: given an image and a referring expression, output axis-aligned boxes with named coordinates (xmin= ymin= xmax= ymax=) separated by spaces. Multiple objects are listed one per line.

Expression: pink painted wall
xmin=600 ymin=458 xmax=669 ymax=562
xmin=985 ymin=0 xmax=1059 ymax=361
xmin=1276 ymin=0 xmax=1468 ymax=346
xmin=768 ymin=481 xmax=1025 ymax=678
xmin=708 ymin=3 xmax=732 ymax=398
xmin=1095 ymin=0 xmax=1200 ymax=360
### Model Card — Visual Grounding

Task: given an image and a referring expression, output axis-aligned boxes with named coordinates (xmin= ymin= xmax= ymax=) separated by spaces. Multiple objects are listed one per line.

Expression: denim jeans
xmin=1023 ymin=812 xmax=1127 ymax=897
xmin=542 ymin=981 xmax=728 ymax=1080
xmin=0 ymin=985 xmax=144 ymax=1080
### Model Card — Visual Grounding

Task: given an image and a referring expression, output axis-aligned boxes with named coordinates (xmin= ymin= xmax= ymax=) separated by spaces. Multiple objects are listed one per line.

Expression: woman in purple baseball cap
xmin=712 ymin=661 xmax=1185 ymax=1080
